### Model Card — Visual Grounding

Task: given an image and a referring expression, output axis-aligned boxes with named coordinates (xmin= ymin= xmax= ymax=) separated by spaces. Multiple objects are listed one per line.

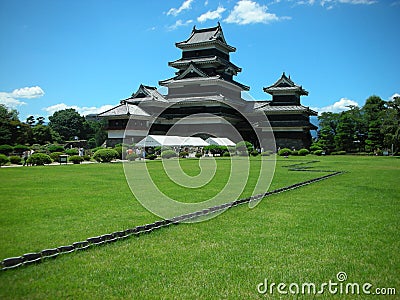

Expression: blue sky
xmin=0 ymin=0 xmax=399 ymax=121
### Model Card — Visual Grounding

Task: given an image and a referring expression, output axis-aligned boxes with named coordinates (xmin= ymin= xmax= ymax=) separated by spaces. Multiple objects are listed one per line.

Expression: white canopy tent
xmin=135 ymin=135 xmax=209 ymax=147
xmin=205 ymin=137 xmax=236 ymax=147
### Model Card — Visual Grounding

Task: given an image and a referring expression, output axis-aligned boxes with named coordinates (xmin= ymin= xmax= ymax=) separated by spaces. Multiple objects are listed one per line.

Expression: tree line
xmin=0 ymin=105 xmax=107 ymax=148
xmin=314 ymin=95 xmax=400 ymax=154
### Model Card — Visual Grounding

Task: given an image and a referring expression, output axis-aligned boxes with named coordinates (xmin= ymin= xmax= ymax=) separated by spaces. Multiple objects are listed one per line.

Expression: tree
xmin=363 ymin=95 xmax=385 ymax=152
xmin=316 ymin=112 xmax=340 ymax=153
xmin=26 ymin=115 xmax=36 ymax=127
xmin=32 ymin=124 xmax=53 ymax=144
xmin=382 ymin=96 xmax=400 ymax=154
xmin=48 ymin=108 xmax=87 ymax=142
xmin=0 ymin=104 xmax=18 ymax=144
xmin=334 ymin=112 xmax=356 ymax=152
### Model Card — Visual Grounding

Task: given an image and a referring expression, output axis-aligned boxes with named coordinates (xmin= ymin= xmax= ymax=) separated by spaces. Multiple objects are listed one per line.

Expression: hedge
xmin=93 ymin=149 xmax=119 ymax=163
xmin=27 ymin=153 xmax=52 ymax=166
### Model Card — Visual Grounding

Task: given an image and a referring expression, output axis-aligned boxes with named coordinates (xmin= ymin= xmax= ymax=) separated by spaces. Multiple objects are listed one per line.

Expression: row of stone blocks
xmin=1 ymin=170 xmax=343 ymax=271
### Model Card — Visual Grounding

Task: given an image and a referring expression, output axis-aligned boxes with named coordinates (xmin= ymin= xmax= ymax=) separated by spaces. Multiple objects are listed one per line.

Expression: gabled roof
xmin=158 ymin=75 xmax=250 ymax=91
xmin=169 ymin=56 xmax=241 ymax=72
xmin=253 ymin=101 xmax=317 ymax=116
xmin=176 ymin=62 xmax=208 ymax=80
xmin=263 ymin=73 xmax=308 ymax=96
xmin=176 ymin=23 xmax=236 ymax=52
xmin=97 ymin=103 xmax=150 ymax=118
xmin=122 ymin=84 xmax=167 ymax=104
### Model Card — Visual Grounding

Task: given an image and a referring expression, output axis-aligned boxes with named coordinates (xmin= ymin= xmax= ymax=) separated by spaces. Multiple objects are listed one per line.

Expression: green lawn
xmin=0 ymin=156 xmax=399 ymax=299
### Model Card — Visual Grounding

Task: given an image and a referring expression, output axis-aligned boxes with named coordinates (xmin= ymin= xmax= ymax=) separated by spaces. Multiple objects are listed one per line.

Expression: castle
xmin=98 ymin=23 xmax=317 ymax=149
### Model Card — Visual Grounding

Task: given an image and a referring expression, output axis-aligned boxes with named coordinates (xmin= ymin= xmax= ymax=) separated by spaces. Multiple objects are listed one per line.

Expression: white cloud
xmin=337 ymin=0 xmax=376 ymax=4
xmin=0 ymin=92 xmax=27 ymax=108
xmin=167 ymin=0 xmax=194 ymax=16
xmin=390 ymin=93 xmax=400 ymax=101
xmin=11 ymin=86 xmax=45 ymax=99
xmin=167 ymin=19 xmax=193 ymax=31
xmin=0 ymin=86 xmax=45 ymax=108
xmin=311 ymin=98 xmax=360 ymax=114
xmin=225 ymin=0 xmax=288 ymax=25
xmin=298 ymin=0 xmax=376 ymax=7
xmin=43 ymin=103 xmax=114 ymax=116
xmin=197 ymin=6 xmax=226 ymax=22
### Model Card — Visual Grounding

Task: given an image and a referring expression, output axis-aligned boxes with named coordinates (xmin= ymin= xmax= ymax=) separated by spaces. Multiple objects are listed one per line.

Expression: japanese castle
xmin=98 ymin=23 xmax=317 ymax=149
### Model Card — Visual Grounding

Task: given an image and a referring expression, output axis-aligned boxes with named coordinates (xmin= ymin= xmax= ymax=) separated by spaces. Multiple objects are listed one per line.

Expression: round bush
xmin=83 ymin=155 xmax=91 ymax=161
xmin=161 ymin=150 xmax=177 ymax=159
xmin=179 ymin=151 xmax=188 ymax=158
xmin=47 ymin=144 xmax=65 ymax=153
xmin=0 ymin=145 xmax=13 ymax=155
xmin=126 ymin=153 xmax=138 ymax=161
xmin=310 ymin=145 xmax=322 ymax=152
xmin=313 ymin=150 xmax=324 ymax=156
xmin=250 ymin=150 xmax=259 ymax=157
xmin=69 ymin=155 xmax=84 ymax=164
xmin=222 ymin=151 xmax=230 ymax=157
xmin=0 ymin=154 xmax=10 ymax=166
xmin=50 ymin=152 xmax=64 ymax=161
xmin=278 ymin=148 xmax=292 ymax=156
xmin=93 ymin=149 xmax=119 ymax=163
xmin=236 ymin=141 xmax=253 ymax=153
xmin=114 ymin=146 xmax=123 ymax=159
xmin=298 ymin=149 xmax=310 ymax=156
xmin=9 ymin=155 xmax=22 ymax=164
xmin=261 ymin=151 xmax=273 ymax=156
xmin=27 ymin=153 xmax=52 ymax=166
xmin=13 ymin=144 xmax=30 ymax=154
xmin=65 ymin=148 xmax=79 ymax=155
xmin=146 ymin=154 xmax=157 ymax=160
xmin=195 ymin=152 xmax=202 ymax=158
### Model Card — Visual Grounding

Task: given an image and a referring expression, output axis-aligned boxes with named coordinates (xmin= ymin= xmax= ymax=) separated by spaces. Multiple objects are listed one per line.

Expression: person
xmin=136 ymin=148 xmax=141 ymax=160
xmin=79 ymin=147 xmax=84 ymax=157
xmin=22 ymin=150 xmax=29 ymax=166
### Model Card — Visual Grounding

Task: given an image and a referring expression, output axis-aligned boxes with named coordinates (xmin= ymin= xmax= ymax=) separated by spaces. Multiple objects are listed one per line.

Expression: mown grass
xmin=0 ymin=156 xmax=399 ymax=299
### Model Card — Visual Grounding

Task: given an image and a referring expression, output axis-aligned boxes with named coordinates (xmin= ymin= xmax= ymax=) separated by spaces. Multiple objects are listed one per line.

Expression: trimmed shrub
xmin=298 ymin=149 xmax=310 ymax=156
xmin=69 ymin=155 xmax=84 ymax=164
xmin=278 ymin=148 xmax=292 ymax=156
xmin=49 ymin=152 xmax=64 ymax=161
xmin=47 ymin=144 xmax=64 ymax=153
xmin=83 ymin=155 xmax=91 ymax=161
xmin=126 ymin=153 xmax=138 ymax=161
xmin=13 ymin=144 xmax=30 ymax=154
xmin=161 ymin=150 xmax=177 ymax=159
xmin=313 ymin=150 xmax=324 ymax=156
xmin=0 ymin=145 xmax=13 ymax=155
xmin=331 ymin=151 xmax=346 ymax=155
xmin=27 ymin=153 xmax=52 ymax=166
xmin=204 ymin=145 xmax=227 ymax=156
xmin=91 ymin=146 xmax=104 ymax=153
xmin=93 ymin=149 xmax=119 ymax=163
xmin=195 ymin=152 xmax=202 ymax=158
xmin=0 ymin=154 xmax=10 ymax=166
xmin=146 ymin=154 xmax=157 ymax=160
xmin=114 ymin=146 xmax=123 ymax=159
xmin=236 ymin=141 xmax=253 ymax=154
xmin=261 ymin=151 xmax=273 ymax=156
xmin=222 ymin=151 xmax=230 ymax=157
xmin=250 ymin=150 xmax=259 ymax=157
xmin=179 ymin=151 xmax=189 ymax=158
xmin=65 ymin=148 xmax=79 ymax=155
xmin=291 ymin=150 xmax=299 ymax=156
xmin=310 ymin=144 xmax=322 ymax=152
xmin=9 ymin=155 xmax=22 ymax=164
